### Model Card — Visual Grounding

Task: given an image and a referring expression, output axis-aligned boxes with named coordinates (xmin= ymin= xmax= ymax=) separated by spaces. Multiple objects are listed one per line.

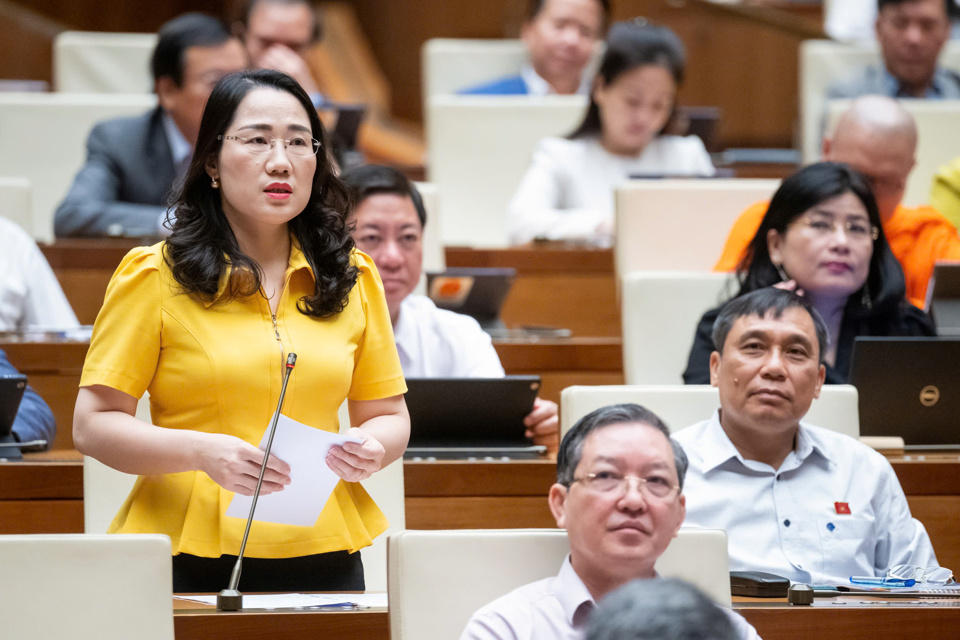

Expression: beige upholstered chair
xmin=54 ymin=31 xmax=157 ymax=93
xmin=425 ymin=95 xmax=587 ymax=247
xmin=387 ymin=527 xmax=731 ymax=640
xmin=614 ymin=179 xmax=780 ymax=276
xmin=421 ymin=38 xmax=529 ymax=99
xmin=0 ymin=533 xmax=174 ymax=640
xmin=560 ymin=384 xmax=860 ymax=440
xmin=621 ymin=271 xmax=735 ymax=384
xmin=0 ymin=176 xmax=32 ymax=233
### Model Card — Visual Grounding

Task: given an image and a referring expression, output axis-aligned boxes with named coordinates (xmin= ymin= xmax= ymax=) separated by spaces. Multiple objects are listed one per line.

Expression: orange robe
xmin=712 ymin=201 xmax=960 ymax=309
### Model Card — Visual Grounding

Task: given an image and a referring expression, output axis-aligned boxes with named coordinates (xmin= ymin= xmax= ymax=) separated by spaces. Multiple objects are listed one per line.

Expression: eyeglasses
xmin=219 ymin=134 xmax=320 ymax=157
xmin=795 ymin=216 xmax=879 ymax=242
xmin=888 ymin=564 xmax=954 ymax=585
xmin=571 ymin=471 xmax=679 ymax=499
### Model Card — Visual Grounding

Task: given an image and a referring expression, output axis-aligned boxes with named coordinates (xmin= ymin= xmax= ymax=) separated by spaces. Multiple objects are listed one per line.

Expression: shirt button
xmin=783 ymin=519 xmax=791 ymax=527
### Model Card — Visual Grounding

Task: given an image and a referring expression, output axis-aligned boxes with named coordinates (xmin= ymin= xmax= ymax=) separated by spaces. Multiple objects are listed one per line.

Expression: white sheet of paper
xmin=174 ymin=593 xmax=388 ymax=610
xmin=224 ymin=413 xmax=361 ymax=526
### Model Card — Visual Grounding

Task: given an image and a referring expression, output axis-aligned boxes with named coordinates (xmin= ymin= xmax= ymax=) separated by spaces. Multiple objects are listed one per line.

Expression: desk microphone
xmin=218 ymin=352 xmax=297 ymax=611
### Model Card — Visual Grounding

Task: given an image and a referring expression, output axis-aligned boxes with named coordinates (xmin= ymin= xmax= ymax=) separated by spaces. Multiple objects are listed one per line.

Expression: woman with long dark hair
xmin=683 ymin=162 xmax=934 ymax=384
xmin=507 ymin=20 xmax=714 ymax=245
xmin=73 ymin=69 xmax=409 ymax=592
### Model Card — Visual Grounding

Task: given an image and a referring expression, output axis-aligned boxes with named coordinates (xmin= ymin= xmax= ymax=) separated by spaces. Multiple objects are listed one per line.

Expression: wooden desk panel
xmin=446 ymin=246 xmax=619 ymax=338
xmin=0 ymin=455 xmax=83 ymax=534
xmin=171 ymin=597 xmax=960 ymax=640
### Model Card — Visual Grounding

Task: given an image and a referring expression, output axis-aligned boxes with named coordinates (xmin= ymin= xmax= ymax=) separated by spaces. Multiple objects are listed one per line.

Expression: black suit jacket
xmin=54 ymin=107 xmax=178 ymax=237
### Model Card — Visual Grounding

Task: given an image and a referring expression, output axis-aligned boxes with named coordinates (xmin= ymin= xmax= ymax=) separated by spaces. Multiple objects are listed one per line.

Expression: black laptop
xmin=0 ymin=374 xmax=28 ymax=460
xmin=426 ymin=268 xmax=516 ymax=331
xmin=927 ymin=262 xmax=960 ymax=336
xmin=403 ymin=376 xmax=545 ymax=460
xmin=849 ymin=337 xmax=960 ymax=449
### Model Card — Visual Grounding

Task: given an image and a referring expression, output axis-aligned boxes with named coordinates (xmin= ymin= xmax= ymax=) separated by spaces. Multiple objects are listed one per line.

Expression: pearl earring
xmin=211 ymin=177 xmax=219 ymax=189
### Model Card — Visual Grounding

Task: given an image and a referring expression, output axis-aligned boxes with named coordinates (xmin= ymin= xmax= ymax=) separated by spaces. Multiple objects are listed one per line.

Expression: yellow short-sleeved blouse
xmin=80 ymin=242 xmax=407 ymax=558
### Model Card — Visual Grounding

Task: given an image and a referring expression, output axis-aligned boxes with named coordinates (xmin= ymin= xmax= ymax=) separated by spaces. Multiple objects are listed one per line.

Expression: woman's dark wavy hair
xmin=737 ymin=161 xmax=907 ymax=318
xmin=164 ymin=68 xmax=357 ymax=317
xmin=568 ymin=20 xmax=685 ymax=140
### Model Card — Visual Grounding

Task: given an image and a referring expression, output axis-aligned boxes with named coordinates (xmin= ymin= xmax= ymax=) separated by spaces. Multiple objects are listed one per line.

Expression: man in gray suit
xmin=54 ymin=13 xmax=247 ymax=238
xmin=826 ymin=0 xmax=960 ymax=100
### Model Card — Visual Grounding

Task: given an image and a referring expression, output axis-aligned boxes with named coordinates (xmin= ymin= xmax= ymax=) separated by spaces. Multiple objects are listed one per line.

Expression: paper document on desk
xmin=225 ymin=413 xmax=361 ymax=526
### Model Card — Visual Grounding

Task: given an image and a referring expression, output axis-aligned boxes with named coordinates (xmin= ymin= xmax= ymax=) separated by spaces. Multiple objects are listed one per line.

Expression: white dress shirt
xmin=519 ymin=63 xmax=592 ymax=97
xmin=393 ymin=295 xmax=504 ymax=378
xmin=0 ymin=218 xmax=79 ymax=331
xmin=459 ymin=556 xmax=760 ymax=640
xmin=673 ymin=411 xmax=938 ymax=585
xmin=507 ymin=135 xmax=715 ymax=244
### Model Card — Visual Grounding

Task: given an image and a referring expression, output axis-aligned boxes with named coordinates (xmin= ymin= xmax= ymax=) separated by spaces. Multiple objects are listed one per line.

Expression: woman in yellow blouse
xmin=73 ymin=69 xmax=409 ymax=592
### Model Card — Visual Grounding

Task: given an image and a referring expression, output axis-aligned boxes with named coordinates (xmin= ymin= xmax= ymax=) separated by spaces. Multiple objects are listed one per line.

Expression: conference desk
xmin=5 ymin=453 xmax=960 ymax=573
xmin=169 ymin=595 xmax=960 ymax=640
xmin=445 ymin=244 xmax=619 ymax=338
xmin=1 ymin=337 xmax=623 ymax=450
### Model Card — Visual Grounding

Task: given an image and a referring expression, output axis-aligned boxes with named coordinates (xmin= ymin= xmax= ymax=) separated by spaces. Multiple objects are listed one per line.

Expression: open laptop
xmin=849 ymin=337 xmax=960 ymax=449
xmin=426 ymin=268 xmax=516 ymax=331
xmin=403 ymin=376 xmax=545 ymax=460
xmin=927 ymin=262 xmax=960 ymax=336
xmin=0 ymin=374 xmax=28 ymax=460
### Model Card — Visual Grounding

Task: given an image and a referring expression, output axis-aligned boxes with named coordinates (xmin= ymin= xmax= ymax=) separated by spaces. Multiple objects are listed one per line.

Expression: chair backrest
xmin=422 ymin=38 xmax=530 ymax=99
xmin=0 ymin=533 xmax=173 ymax=640
xmin=387 ymin=527 xmax=731 ymax=640
xmin=826 ymin=99 xmax=960 ymax=209
xmin=621 ymin=271 xmax=735 ymax=384
xmin=799 ymin=39 xmax=960 ymax=164
xmin=412 ymin=181 xmax=444 ymax=296
xmin=0 ymin=92 xmax=157 ymax=241
xmin=614 ymin=179 xmax=781 ymax=276
xmin=426 ymin=95 xmax=587 ymax=247
xmin=337 ymin=401 xmax=405 ymax=592
xmin=0 ymin=176 xmax=32 ymax=233
xmin=54 ymin=31 xmax=157 ymax=93
xmin=560 ymin=384 xmax=860 ymax=439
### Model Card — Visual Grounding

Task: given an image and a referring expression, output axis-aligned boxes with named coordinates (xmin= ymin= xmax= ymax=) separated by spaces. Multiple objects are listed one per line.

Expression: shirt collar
xmin=160 ymin=110 xmax=193 ymax=166
xmin=519 ymin=63 xmax=591 ymax=97
xmin=392 ymin=295 xmax=416 ymax=366
xmin=556 ymin=556 xmax=597 ymax=629
xmin=698 ymin=410 xmax=833 ymax=473
xmin=200 ymin=238 xmax=313 ymax=308
xmin=881 ymin=67 xmax=949 ymax=99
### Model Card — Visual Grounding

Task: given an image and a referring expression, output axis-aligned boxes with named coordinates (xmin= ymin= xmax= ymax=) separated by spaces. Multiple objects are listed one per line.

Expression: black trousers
xmin=172 ymin=550 xmax=364 ymax=593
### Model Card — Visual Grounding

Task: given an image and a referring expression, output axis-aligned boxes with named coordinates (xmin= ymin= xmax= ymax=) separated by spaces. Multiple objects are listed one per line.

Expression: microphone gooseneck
xmin=217 ymin=352 xmax=297 ymax=611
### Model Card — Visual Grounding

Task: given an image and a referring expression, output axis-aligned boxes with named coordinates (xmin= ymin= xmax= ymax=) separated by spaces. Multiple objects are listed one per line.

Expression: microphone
xmin=218 ymin=352 xmax=297 ymax=611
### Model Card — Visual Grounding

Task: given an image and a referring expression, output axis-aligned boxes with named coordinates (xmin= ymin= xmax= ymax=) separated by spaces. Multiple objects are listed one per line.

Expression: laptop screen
xmin=850 ymin=337 xmax=960 ymax=448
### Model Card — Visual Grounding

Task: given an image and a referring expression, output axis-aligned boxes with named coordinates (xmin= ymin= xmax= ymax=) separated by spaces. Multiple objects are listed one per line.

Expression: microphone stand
xmin=218 ymin=352 xmax=297 ymax=611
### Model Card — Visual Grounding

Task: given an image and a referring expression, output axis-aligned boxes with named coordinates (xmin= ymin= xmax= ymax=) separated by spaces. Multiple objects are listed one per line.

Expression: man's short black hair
xmin=339 ymin=164 xmax=427 ymax=228
xmin=877 ymin=0 xmax=951 ymax=14
xmin=556 ymin=403 xmax=688 ymax=490
xmin=237 ymin=0 xmax=323 ymax=43
xmin=528 ymin=0 xmax=611 ymax=21
xmin=711 ymin=288 xmax=830 ymax=365
xmin=151 ymin=13 xmax=233 ymax=86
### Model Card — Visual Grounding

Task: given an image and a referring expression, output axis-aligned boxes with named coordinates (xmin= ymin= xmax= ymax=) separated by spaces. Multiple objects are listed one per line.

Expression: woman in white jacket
xmin=508 ymin=20 xmax=714 ymax=245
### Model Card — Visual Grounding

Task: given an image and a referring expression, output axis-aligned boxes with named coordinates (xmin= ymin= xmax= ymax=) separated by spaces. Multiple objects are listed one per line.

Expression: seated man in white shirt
xmin=673 ymin=287 xmax=938 ymax=585
xmin=460 ymin=403 xmax=760 ymax=640
xmin=341 ymin=164 xmax=559 ymax=451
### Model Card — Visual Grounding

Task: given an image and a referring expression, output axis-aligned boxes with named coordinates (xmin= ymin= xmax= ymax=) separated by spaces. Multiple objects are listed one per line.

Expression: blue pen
xmin=849 ymin=576 xmax=916 ymax=587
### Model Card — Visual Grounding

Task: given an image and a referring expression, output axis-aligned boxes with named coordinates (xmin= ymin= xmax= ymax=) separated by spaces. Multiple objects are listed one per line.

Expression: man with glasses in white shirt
xmin=673 ymin=287 xmax=938 ymax=586
xmin=460 ymin=403 xmax=759 ymax=640
xmin=54 ymin=13 xmax=247 ymax=238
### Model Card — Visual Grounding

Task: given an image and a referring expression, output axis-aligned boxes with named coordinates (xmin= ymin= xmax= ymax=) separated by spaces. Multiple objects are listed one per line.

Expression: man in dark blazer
xmin=54 ymin=13 xmax=247 ymax=238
